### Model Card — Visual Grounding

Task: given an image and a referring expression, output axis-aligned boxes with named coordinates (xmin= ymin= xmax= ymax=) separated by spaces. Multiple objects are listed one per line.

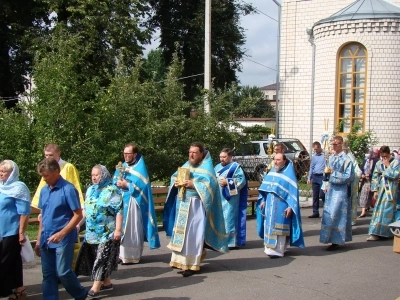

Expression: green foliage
xmin=242 ymin=125 xmax=271 ymax=140
xmin=0 ymin=0 xmax=150 ymax=106
xmin=148 ymin=0 xmax=256 ymax=100
xmin=43 ymin=0 xmax=151 ymax=81
xmin=0 ymin=103 xmax=40 ymax=189
xmin=0 ymin=0 xmax=47 ymax=105
xmin=336 ymin=121 xmax=378 ymax=165
xmin=141 ymin=49 xmax=167 ymax=82
xmin=233 ymin=85 xmax=275 ymax=118
xmin=0 ymin=44 xmax=245 ymax=191
xmin=0 ymin=0 xmax=261 ymax=191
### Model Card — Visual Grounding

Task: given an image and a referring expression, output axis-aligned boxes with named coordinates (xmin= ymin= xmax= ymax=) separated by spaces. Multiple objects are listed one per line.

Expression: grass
xmin=26 ymin=224 xmax=39 ymax=241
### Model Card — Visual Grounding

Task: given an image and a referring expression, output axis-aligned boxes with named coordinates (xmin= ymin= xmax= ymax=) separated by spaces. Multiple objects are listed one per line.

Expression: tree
xmin=36 ymin=0 xmax=152 ymax=87
xmin=141 ymin=49 xmax=167 ymax=82
xmin=148 ymin=0 xmax=255 ymax=100
xmin=0 ymin=0 xmax=47 ymax=107
xmin=233 ymin=85 xmax=275 ymax=118
xmin=335 ymin=121 xmax=378 ymax=165
xmin=242 ymin=125 xmax=271 ymax=140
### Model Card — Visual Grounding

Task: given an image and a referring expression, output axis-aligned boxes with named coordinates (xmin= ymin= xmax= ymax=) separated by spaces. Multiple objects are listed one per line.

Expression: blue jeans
xmin=40 ymin=242 xmax=86 ymax=300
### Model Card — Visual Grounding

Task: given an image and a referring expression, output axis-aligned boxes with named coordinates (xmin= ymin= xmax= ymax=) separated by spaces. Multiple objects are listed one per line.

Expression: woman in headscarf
xmin=358 ymin=148 xmax=379 ymax=217
xmin=0 ymin=160 xmax=30 ymax=300
xmin=75 ymin=165 xmax=123 ymax=298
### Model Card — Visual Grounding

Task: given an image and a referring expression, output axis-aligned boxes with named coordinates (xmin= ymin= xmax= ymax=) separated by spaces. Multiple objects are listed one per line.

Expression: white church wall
xmin=314 ymin=19 xmax=400 ymax=149
xmin=279 ymin=0 xmax=400 ymax=151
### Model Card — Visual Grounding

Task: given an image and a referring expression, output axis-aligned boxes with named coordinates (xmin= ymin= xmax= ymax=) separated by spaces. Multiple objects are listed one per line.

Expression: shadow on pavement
xmin=204 ymin=255 xmax=294 ymax=272
xmin=110 ymin=275 xmax=207 ymax=297
xmin=141 ymin=297 xmax=190 ymax=300
xmin=114 ymin=265 xmax=173 ymax=280
xmin=288 ymin=239 xmax=392 ymax=257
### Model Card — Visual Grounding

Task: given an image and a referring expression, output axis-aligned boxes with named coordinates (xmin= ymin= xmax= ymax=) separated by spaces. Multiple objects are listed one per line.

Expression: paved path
xmin=20 ymin=208 xmax=400 ymax=300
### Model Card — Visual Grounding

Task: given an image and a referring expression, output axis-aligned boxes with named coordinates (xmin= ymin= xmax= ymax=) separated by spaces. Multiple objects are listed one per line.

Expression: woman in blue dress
xmin=0 ymin=160 xmax=30 ymax=300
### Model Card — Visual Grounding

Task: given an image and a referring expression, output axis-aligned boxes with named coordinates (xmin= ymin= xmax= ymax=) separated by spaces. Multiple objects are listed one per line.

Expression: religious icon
xmin=177 ymin=167 xmax=190 ymax=198
xmin=116 ymin=161 xmax=126 ymax=180
xmin=322 ymin=119 xmax=332 ymax=181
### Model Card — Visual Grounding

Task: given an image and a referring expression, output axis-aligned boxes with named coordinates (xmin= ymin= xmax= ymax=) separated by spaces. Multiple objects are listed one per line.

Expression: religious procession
xmin=0 ymin=137 xmax=399 ymax=300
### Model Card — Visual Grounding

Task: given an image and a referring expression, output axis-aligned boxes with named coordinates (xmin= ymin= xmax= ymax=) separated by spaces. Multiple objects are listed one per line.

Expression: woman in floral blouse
xmin=75 ymin=165 xmax=123 ymax=298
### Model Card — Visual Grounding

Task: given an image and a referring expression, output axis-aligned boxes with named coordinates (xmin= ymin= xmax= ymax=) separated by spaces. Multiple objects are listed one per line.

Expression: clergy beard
xmin=275 ymin=165 xmax=283 ymax=172
xmin=189 ymin=157 xmax=202 ymax=167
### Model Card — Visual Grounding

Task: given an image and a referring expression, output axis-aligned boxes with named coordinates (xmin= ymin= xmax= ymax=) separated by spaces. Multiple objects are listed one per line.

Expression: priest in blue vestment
xmin=164 ymin=142 xmax=229 ymax=277
xmin=367 ymin=146 xmax=400 ymax=241
xmin=320 ymin=136 xmax=354 ymax=251
xmin=256 ymin=153 xmax=304 ymax=258
xmin=113 ymin=143 xmax=160 ymax=264
xmin=215 ymin=148 xmax=248 ymax=249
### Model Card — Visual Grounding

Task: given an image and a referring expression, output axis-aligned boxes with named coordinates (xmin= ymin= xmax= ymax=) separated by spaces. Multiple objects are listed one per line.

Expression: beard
xmin=189 ymin=156 xmax=202 ymax=167
xmin=275 ymin=165 xmax=283 ymax=172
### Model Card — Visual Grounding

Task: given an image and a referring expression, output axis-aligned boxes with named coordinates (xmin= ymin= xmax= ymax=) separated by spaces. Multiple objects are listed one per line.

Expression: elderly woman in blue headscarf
xmin=0 ymin=160 xmax=30 ymax=300
xmin=75 ymin=165 xmax=123 ymax=298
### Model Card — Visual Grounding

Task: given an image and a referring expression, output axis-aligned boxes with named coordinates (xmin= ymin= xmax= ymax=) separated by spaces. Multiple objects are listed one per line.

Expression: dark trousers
xmin=311 ymin=174 xmax=324 ymax=215
xmin=0 ymin=234 xmax=23 ymax=297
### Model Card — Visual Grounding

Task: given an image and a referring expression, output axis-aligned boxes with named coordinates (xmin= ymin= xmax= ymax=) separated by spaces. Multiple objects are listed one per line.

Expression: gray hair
xmin=37 ymin=158 xmax=60 ymax=174
xmin=0 ymin=160 xmax=14 ymax=172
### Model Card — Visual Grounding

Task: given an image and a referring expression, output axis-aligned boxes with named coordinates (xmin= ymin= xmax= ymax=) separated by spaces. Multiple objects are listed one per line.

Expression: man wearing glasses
xmin=320 ymin=136 xmax=354 ymax=251
xmin=113 ymin=143 xmax=160 ymax=264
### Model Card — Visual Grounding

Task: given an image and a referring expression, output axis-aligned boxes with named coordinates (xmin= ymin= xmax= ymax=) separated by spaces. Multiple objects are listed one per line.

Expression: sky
xmin=144 ymin=0 xmax=280 ymax=89
xmin=237 ymin=0 xmax=280 ymax=88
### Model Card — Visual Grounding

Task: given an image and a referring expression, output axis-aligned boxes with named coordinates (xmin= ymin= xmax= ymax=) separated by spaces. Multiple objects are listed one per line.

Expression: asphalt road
xmin=20 ymin=208 xmax=400 ymax=300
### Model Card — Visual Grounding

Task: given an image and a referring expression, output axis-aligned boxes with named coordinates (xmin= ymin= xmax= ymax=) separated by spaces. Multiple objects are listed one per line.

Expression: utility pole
xmin=204 ymin=0 xmax=211 ymax=113
xmin=272 ymin=0 xmax=281 ymax=137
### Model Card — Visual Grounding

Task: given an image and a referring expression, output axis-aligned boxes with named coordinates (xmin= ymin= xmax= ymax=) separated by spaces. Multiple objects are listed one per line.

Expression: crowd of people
xmin=308 ymin=137 xmax=400 ymax=250
xmin=0 ymin=138 xmax=399 ymax=299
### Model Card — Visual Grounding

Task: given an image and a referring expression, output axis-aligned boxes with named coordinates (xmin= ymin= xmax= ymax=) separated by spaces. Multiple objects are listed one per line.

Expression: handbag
xmin=20 ymin=236 xmax=35 ymax=263
xmin=371 ymin=197 xmax=376 ymax=208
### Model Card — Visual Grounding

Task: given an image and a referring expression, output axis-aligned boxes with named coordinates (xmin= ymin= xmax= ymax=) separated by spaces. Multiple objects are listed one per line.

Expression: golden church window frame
xmin=336 ymin=43 xmax=367 ymax=134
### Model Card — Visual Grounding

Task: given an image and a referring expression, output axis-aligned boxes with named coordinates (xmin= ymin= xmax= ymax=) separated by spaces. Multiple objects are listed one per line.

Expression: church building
xmin=278 ymin=0 xmax=400 ymax=150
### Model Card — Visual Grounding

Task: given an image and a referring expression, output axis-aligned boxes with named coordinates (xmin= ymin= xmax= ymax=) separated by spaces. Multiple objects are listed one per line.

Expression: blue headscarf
xmin=0 ymin=160 xmax=31 ymax=202
xmin=89 ymin=165 xmax=112 ymax=198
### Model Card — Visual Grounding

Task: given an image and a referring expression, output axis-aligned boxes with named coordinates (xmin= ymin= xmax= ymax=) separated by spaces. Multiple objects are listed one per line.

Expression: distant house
xmin=259 ymin=83 xmax=276 ymax=109
xmin=231 ymin=118 xmax=276 ymax=134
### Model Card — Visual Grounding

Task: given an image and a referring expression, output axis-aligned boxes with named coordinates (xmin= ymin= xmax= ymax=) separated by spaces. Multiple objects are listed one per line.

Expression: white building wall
xmin=314 ymin=19 xmax=400 ymax=149
xmin=279 ymin=0 xmax=400 ymax=151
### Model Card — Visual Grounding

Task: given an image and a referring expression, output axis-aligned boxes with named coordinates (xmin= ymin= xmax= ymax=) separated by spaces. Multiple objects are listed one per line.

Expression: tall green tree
xmin=148 ymin=0 xmax=255 ymax=100
xmin=141 ymin=49 xmax=167 ymax=82
xmin=0 ymin=0 xmax=47 ymax=107
xmin=234 ymin=85 xmax=275 ymax=118
xmin=37 ymin=0 xmax=152 ymax=88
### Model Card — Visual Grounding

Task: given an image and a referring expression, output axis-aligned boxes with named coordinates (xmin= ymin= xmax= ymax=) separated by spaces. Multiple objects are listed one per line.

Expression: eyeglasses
xmin=331 ymin=143 xmax=342 ymax=146
xmin=123 ymin=152 xmax=134 ymax=155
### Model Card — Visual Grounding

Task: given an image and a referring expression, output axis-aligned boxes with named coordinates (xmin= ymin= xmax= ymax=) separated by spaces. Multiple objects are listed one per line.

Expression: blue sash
xmin=216 ymin=162 xmax=239 ymax=200
xmin=112 ymin=154 xmax=160 ymax=250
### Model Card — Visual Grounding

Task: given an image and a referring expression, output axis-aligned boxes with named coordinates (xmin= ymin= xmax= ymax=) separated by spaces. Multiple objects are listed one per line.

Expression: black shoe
xmin=87 ymin=290 xmax=100 ymax=298
xmin=308 ymin=214 xmax=320 ymax=218
xmin=326 ymin=244 xmax=339 ymax=251
xmin=229 ymin=246 xmax=239 ymax=250
xmin=268 ymin=255 xmax=280 ymax=259
xmin=100 ymin=284 xmax=113 ymax=292
xmin=182 ymin=270 xmax=195 ymax=277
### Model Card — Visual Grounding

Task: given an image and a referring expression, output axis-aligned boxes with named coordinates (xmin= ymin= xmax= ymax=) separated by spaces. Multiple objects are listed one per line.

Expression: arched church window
xmin=336 ymin=43 xmax=367 ymax=134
